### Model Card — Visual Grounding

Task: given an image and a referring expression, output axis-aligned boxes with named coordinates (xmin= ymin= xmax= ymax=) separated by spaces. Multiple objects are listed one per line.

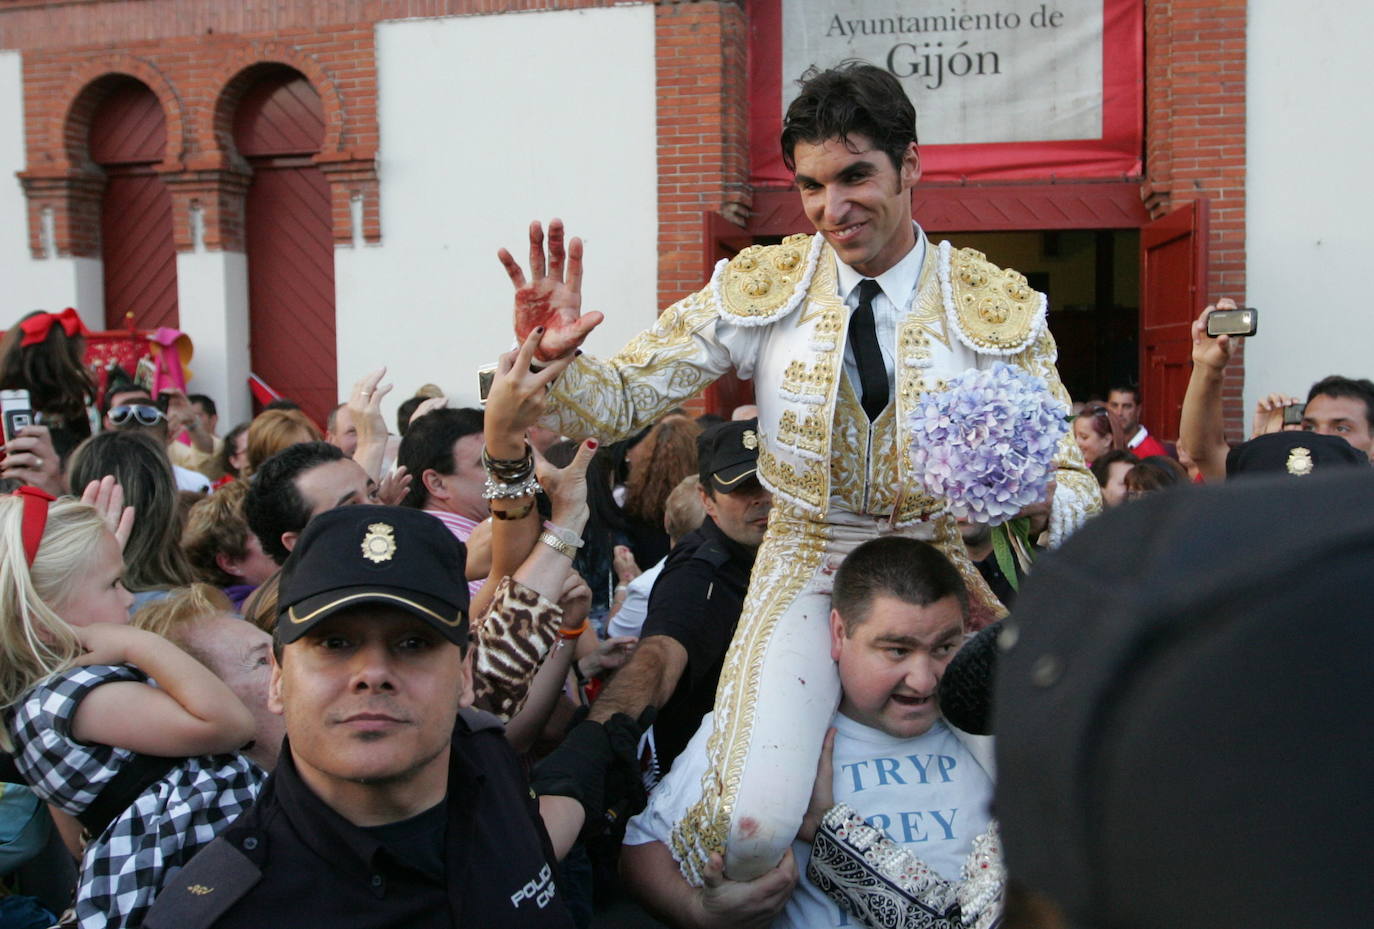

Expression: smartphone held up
xmin=1206 ymin=307 xmax=1258 ymax=338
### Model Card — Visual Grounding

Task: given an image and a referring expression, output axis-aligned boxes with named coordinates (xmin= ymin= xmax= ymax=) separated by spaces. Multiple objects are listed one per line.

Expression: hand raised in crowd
xmin=80 ymin=475 xmax=135 ymax=550
xmin=0 ymin=424 xmax=65 ymax=496
xmin=346 ymin=367 xmax=393 ymax=480
xmin=346 ymin=367 xmax=393 ymax=447
xmin=557 ymin=571 xmax=593 ymax=629
xmin=485 ymin=328 xmax=576 ymax=457
xmin=536 ymin=438 xmax=595 ymax=534
xmin=1192 ymin=297 xmax=1242 ymax=372
xmin=376 ymin=465 xmax=412 ymax=507
xmin=159 ymin=389 xmax=194 ymax=434
xmin=797 ymin=726 xmax=837 ymax=844
xmin=1251 ymin=392 xmax=1304 ymax=438
xmin=613 ymin=544 xmax=643 ymax=586
xmin=407 ymin=395 xmax=447 ymax=428
xmin=498 ymin=218 xmax=604 ymax=362
xmin=696 ymin=849 xmax=798 ymax=929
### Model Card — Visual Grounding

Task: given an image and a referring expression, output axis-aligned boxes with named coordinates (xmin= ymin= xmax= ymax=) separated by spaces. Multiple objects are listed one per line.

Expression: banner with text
xmin=750 ymin=0 xmax=1142 ymax=183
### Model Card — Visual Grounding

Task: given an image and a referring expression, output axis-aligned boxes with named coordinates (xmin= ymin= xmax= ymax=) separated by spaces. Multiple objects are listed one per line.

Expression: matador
xmin=499 ymin=63 xmax=1100 ymax=883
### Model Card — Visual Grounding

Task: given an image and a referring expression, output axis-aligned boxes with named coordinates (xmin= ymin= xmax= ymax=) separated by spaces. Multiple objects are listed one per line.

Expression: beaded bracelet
xmin=483 ymin=474 xmax=542 ymax=500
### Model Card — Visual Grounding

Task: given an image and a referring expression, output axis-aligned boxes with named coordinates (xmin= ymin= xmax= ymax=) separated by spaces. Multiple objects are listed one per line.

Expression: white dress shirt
xmin=834 ymin=232 xmax=926 ymax=406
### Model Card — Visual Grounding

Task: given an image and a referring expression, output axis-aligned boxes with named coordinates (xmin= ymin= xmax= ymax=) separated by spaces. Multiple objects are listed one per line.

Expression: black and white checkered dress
xmin=6 ymin=664 xmax=265 ymax=929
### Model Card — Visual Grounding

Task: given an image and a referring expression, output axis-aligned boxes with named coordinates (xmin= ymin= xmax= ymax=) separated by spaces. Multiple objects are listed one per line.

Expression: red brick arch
xmin=204 ymin=44 xmax=345 ymax=168
xmin=50 ymin=55 xmax=186 ymax=173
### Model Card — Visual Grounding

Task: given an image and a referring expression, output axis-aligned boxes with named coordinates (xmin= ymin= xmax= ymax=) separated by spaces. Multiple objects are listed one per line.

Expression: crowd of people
xmin=0 ymin=60 xmax=1370 ymax=929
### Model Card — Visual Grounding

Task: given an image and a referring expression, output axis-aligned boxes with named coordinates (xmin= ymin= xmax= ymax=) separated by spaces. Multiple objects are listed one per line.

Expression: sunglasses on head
xmin=109 ymin=404 xmax=167 ymax=427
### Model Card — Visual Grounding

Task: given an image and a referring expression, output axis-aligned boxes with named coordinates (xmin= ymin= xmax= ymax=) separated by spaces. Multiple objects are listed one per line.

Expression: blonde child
xmin=0 ymin=484 xmax=262 ymax=929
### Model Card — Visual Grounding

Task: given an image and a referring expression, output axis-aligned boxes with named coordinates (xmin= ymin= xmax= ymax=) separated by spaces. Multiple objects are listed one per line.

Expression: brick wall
xmin=16 ymin=27 xmax=381 ymax=257
xmin=654 ymin=0 xmax=749 ymax=311
xmin=1143 ymin=0 xmax=1247 ymax=440
xmin=4 ymin=0 xmax=749 ymax=323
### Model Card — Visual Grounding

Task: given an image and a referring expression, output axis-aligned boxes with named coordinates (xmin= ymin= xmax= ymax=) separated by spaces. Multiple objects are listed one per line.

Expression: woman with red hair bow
xmin=0 ymin=308 xmax=98 ymax=461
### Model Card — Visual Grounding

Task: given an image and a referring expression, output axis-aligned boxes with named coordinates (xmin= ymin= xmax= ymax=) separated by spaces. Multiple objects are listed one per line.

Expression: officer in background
xmin=148 ymin=506 xmax=637 ymax=928
xmin=587 ymin=419 xmax=770 ymax=778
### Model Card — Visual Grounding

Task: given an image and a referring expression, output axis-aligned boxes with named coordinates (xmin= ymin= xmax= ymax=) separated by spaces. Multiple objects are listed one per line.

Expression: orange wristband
xmin=558 ymin=619 xmax=588 ymax=639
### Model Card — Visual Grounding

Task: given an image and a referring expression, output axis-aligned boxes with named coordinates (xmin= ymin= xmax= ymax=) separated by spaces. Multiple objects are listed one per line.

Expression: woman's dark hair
xmin=624 ymin=415 xmax=702 ymax=527
xmin=1091 ymin=449 xmax=1139 ymax=488
xmin=0 ymin=310 xmax=96 ymax=449
xmin=1075 ymin=405 xmax=1125 ymax=454
xmin=68 ymin=431 xmax=195 ymax=592
xmin=1124 ymin=455 xmax=1188 ymax=497
xmin=218 ymin=421 xmax=250 ymax=479
xmin=781 ymin=60 xmax=918 ymax=173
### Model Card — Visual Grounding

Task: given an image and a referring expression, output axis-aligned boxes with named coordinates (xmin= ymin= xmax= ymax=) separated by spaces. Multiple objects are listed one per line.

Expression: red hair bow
xmin=20 ymin=308 xmax=90 ymax=347
xmin=12 ymin=485 xmax=56 ymax=567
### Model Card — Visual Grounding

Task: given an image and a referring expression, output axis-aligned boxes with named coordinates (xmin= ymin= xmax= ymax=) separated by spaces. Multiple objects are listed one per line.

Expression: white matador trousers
xmin=668 ymin=504 xmax=999 ymax=882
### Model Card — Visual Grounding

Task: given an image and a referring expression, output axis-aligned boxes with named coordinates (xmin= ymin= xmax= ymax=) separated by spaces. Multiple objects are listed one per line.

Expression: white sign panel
xmin=782 ymin=0 xmax=1105 ymax=144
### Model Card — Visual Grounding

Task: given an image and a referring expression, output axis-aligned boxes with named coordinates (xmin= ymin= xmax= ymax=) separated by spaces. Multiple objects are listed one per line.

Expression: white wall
xmin=1245 ymin=1 xmax=1374 ymax=410
xmin=177 ymin=250 xmax=251 ymax=425
xmin=339 ymin=6 xmax=659 ymax=417
xmin=0 ymin=51 xmax=104 ymax=327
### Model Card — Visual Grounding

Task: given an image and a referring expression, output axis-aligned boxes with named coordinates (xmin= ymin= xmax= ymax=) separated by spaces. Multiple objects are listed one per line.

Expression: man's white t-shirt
xmin=625 ymin=711 xmax=994 ymax=929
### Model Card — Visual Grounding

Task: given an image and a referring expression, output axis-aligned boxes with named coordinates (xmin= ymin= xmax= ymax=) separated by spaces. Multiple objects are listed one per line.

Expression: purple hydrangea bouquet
xmin=908 ymin=362 xmax=1068 ymax=524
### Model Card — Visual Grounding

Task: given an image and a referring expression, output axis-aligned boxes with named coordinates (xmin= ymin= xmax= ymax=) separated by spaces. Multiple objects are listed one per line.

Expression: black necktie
xmin=850 ymin=279 xmax=888 ymax=421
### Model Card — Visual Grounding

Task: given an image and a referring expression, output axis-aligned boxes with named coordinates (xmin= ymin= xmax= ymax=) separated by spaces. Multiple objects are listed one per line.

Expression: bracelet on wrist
xmin=483 ymin=474 xmax=542 ymax=500
xmin=541 ymin=521 xmax=585 ymax=549
xmin=538 ymin=531 xmax=578 ymax=560
xmin=572 ymin=659 xmax=589 ymax=685
xmin=482 ymin=443 xmax=534 ymax=483
xmin=614 ymin=584 xmax=629 ymax=596
xmin=558 ymin=618 xmax=588 ymax=639
xmin=490 ymin=499 xmax=536 ymax=520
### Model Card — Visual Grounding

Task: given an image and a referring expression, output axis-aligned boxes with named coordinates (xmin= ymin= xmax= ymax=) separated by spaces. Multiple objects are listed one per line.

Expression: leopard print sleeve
xmin=471 ymin=576 xmax=563 ymax=720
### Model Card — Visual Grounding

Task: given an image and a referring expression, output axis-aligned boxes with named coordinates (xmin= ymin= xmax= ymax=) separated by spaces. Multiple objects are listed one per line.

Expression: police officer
xmin=148 ymin=505 xmax=636 ymax=928
xmin=587 ymin=419 xmax=770 ymax=776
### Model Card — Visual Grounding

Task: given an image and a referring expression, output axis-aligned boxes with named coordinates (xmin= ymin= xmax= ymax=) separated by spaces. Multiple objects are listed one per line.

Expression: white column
xmin=175 ymin=250 xmax=252 ymax=425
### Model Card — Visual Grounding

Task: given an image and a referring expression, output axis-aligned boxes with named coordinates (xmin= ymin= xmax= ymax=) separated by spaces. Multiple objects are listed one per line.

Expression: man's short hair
xmin=326 ymin=402 xmax=346 ymax=435
xmin=397 ymin=407 xmax=485 ymax=509
xmin=781 ymin=60 xmax=918 ymax=174
xmin=664 ymin=475 xmax=706 ymax=542
xmin=1307 ymin=375 xmax=1374 ymax=430
xmin=396 ymin=395 xmax=426 ymax=437
xmin=832 ymin=536 xmax=968 ymax=632
xmin=183 ymin=480 xmax=254 ymax=586
xmin=1107 ymin=384 xmax=1141 ymax=404
xmin=245 ymin=441 xmax=346 ymax=565
xmin=187 ymin=393 xmax=217 ymax=418
xmin=1090 ymin=449 xmax=1140 ymax=487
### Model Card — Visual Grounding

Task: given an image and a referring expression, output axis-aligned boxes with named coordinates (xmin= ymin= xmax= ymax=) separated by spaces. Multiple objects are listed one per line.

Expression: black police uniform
xmin=640 ymin=516 xmax=756 ymax=774
xmin=146 ymin=709 xmax=574 ymax=929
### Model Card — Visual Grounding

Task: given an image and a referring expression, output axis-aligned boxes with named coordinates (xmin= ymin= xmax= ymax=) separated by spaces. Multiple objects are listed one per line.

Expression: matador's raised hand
xmin=498 ymin=218 xmax=605 ymax=363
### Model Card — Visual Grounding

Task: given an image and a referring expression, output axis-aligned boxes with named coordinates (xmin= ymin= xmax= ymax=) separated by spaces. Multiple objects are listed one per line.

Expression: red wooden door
xmin=1140 ymin=200 xmax=1209 ymax=442
xmin=90 ymin=79 xmax=178 ymax=331
xmin=236 ymin=71 xmax=335 ymax=426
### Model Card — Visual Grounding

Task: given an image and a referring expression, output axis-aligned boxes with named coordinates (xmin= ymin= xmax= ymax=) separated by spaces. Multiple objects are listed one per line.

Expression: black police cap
xmin=995 ymin=470 xmax=1374 ymax=928
xmin=276 ymin=505 xmax=470 ymax=646
xmin=698 ymin=418 xmax=760 ymax=494
xmin=1225 ymin=429 xmax=1368 ymax=478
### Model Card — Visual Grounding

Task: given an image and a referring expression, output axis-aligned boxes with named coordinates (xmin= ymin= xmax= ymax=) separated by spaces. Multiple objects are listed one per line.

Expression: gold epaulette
xmin=716 ymin=233 xmax=817 ymax=324
xmin=946 ymin=245 xmax=1044 ymax=354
